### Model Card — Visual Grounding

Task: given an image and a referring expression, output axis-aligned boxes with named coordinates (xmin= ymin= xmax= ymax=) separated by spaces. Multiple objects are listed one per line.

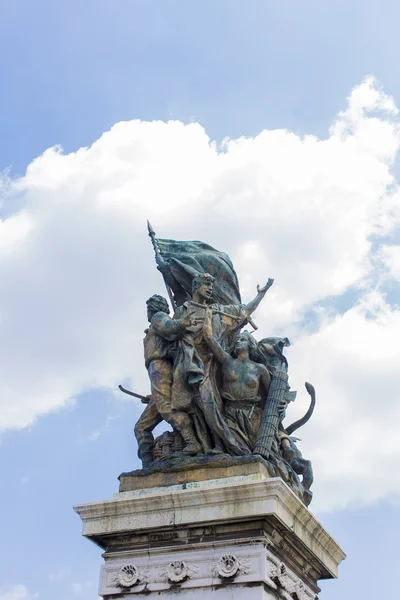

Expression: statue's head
xmin=233 ymin=330 xmax=262 ymax=361
xmin=192 ymin=273 xmax=215 ymax=303
xmin=146 ymin=294 xmax=170 ymax=321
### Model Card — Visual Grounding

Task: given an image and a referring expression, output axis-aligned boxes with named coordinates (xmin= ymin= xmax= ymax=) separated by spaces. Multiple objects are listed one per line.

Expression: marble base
xmin=74 ymin=462 xmax=345 ymax=598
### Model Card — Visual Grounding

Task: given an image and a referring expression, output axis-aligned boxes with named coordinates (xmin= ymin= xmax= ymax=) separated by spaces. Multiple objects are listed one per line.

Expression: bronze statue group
xmin=125 ymin=232 xmax=315 ymax=506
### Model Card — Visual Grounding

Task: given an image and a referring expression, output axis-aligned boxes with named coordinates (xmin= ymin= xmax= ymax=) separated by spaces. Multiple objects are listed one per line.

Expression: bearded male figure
xmin=134 ymin=294 xmax=201 ymax=467
xmin=171 ymin=273 xmax=274 ymax=455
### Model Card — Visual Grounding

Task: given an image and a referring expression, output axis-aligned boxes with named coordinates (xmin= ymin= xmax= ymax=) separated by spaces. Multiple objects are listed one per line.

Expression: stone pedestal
xmin=74 ymin=459 xmax=345 ymax=598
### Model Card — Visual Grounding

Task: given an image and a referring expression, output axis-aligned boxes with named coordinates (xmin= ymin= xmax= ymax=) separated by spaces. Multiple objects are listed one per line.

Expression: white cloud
xmin=286 ymin=291 xmax=400 ymax=512
xmin=1 ymin=77 xmax=400 ymax=511
xmin=379 ymin=243 xmax=400 ymax=278
xmin=0 ymin=586 xmax=38 ymax=600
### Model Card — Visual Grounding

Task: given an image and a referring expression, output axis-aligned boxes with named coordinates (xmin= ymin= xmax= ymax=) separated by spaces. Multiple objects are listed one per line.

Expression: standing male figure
xmin=134 ymin=294 xmax=201 ymax=468
xmin=172 ymin=273 xmax=274 ymax=455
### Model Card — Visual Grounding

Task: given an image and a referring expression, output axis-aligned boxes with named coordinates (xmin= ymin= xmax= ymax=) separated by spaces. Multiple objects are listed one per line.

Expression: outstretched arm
xmin=151 ymin=310 xmax=196 ymax=341
xmin=244 ymin=278 xmax=274 ymax=317
xmin=203 ymin=308 xmax=230 ymax=364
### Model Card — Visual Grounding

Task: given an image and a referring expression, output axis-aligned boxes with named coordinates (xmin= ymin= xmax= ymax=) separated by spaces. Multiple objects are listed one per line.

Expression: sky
xmin=1 ymin=1 xmax=400 ymax=599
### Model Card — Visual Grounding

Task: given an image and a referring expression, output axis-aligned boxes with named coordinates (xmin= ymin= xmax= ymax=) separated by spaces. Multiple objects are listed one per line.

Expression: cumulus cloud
xmin=1 ymin=77 xmax=400 ymax=511
xmin=0 ymin=585 xmax=38 ymax=600
xmin=287 ymin=291 xmax=400 ymax=512
xmin=379 ymin=243 xmax=400 ymax=278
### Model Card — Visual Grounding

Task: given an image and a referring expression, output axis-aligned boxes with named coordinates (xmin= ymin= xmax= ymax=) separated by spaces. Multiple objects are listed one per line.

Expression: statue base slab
xmin=119 ymin=453 xmax=278 ymax=492
xmin=74 ymin=465 xmax=345 ymax=598
xmin=119 ymin=453 xmax=311 ymax=504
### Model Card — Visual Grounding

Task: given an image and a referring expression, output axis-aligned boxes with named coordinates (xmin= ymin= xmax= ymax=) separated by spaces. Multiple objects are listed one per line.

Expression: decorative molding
xmin=164 ymin=560 xmax=189 ymax=583
xmin=113 ymin=564 xmax=139 ymax=588
xmin=293 ymin=580 xmax=309 ymax=600
xmin=214 ymin=554 xmax=251 ymax=579
xmin=267 ymin=556 xmax=317 ymax=600
xmin=216 ymin=554 xmax=240 ymax=579
xmin=74 ymin=477 xmax=346 ymax=578
xmin=98 ymin=543 xmax=321 ymax=597
xmin=301 ymin=564 xmax=312 ymax=578
xmin=269 ymin=562 xmax=292 ymax=593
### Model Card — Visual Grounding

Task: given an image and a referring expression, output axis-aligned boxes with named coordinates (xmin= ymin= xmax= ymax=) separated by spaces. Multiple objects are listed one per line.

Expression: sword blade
xmin=118 ymin=385 xmax=149 ymax=403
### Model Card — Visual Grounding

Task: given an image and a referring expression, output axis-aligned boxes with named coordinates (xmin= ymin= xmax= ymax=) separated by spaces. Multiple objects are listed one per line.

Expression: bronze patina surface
xmin=119 ymin=225 xmax=315 ymax=506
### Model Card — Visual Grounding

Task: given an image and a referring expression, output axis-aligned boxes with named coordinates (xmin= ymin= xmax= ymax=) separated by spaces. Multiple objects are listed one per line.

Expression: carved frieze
xmin=267 ymin=556 xmax=317 ymax=600
xmin=99 ymin=543 xmax=320 ymax=597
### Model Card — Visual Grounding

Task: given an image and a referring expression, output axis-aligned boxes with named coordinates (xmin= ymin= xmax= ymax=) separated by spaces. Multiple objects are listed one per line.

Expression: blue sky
xmin=1 ymin=2 xmax=400 ymax=599
xmin=3 ymin=0 xmax=400 ymax=174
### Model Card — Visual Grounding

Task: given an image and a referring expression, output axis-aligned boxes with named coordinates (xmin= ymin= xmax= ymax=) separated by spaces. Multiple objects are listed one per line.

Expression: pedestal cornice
xmin=74 ymin=473 xmax=345 ymax=580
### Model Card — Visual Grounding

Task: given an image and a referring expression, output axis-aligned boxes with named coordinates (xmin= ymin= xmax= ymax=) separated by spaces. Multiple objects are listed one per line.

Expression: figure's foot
xmin=208 ymin=447 xmax=224 ymax=455
xmin=182 ymin=441 xmax=202 ymax=456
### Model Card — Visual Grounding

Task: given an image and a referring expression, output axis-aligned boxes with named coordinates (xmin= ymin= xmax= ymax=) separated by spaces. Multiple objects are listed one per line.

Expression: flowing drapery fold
xmin=157 ymin=238 xmax=241 ymax=306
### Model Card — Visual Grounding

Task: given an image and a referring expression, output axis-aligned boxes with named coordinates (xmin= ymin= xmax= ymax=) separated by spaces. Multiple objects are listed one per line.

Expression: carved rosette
xmin=114 ymin=564 xmax=139 ymax=588
xmin=216 ymin=554 xmax=240 ymax=578
xmin=167 ymin=560 xmax=188 ymax=583
xmin=160 ymin=560 xmax=198 ymax=583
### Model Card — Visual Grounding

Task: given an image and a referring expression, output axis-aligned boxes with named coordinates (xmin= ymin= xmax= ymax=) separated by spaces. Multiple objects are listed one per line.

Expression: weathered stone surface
xmin=74 ymin=474 xmax=345 ymax=598
xmin=96 ymin=541 xmax=321 ymax=598
xmin=119 ymin=454 xmax=275 ymax=492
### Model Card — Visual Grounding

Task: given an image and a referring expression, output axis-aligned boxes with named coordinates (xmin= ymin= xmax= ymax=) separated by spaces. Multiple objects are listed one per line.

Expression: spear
xmin=147 ymin=220 xmax=177 ymax=311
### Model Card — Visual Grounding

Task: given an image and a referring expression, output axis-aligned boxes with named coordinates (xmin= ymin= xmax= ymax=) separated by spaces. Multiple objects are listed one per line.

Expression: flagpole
xmin=147 ymin=220 xmax=177 ymax=312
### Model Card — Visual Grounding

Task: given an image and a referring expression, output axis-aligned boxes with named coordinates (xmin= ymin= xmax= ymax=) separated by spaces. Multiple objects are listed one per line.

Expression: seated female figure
xmin=203 ymin=308 xmax=271 ymax=452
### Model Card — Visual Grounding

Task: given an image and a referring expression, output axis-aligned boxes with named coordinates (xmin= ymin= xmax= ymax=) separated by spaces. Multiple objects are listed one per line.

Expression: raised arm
xmin=202 ymin=308 xmax=230 ymax=364
xmin=244 ymin=278 xmax=274 ymax=317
